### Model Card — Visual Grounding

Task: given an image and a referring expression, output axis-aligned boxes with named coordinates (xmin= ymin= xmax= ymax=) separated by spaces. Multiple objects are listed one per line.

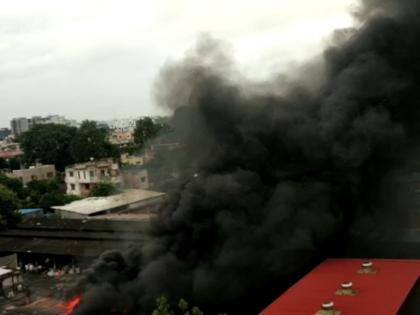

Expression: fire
xmin=64 ymin=295 xmax=81 ymax=315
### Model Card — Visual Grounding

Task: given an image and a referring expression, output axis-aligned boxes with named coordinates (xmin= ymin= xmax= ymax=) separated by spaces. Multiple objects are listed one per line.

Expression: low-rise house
xmin=121 ymin=168 xmax=149 ymax=190
xmin=0 ymin=141 xmax=23 ymax=161
xmin=0 ymin=150 xmax=23 ymax=161
xmin=109 ymin=131 xmax=134 ymax=146
xmin=120 ymin=153 xmax=144 ymax=166
xmin=7 ymin=164 xmax=56 ymax=185
xmin=65 ymin=158 xmax=121 ymax=197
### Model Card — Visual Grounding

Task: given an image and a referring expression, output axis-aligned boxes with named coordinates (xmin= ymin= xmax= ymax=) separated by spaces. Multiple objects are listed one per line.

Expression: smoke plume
xmin=73 ymin=0 xmax=420 ymax=314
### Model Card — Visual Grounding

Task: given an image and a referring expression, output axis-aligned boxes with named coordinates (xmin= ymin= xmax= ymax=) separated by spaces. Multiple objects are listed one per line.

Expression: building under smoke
xmin=70 ymin=1 xmax=420 ymax=314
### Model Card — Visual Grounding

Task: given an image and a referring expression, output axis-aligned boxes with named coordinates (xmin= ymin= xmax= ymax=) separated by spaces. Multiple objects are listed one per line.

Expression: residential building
xmin=109 ymin=131 xmax=134 ymax=146
xmin=120 ymin=153 xmax=145 ymax=166
xmin=107 ymin=118 xmax=139 ymax=133
xmin=10 ymin=117 xmax=30 ymax=137
xmin=0 ymin=150 xmax=23 ymax=161
xmin=65 ymin=158 xmax=121 ymax=197
xmin=10 ymin=115 xmax=80 ymax=137
xmin=7 ymin=164 xmax=56 ymax=185
xmin=121 ymin=168 xmax=149 ymax=190
xmin=0 ymin=141 xmax=23 ymax=161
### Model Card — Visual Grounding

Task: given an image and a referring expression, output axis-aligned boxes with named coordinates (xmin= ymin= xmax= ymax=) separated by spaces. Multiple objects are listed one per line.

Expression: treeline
xmin=15 ymin=118 xmax=171 ymax=171
xmin=0 ymin=175 xmax=79 ymax=229
xmin=17 ymin=121 xmax=119 ymax=171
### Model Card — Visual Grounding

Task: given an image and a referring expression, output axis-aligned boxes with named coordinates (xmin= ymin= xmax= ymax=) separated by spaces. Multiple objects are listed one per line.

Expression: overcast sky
xmin=0 ymin=0 xmax=357 ymax=128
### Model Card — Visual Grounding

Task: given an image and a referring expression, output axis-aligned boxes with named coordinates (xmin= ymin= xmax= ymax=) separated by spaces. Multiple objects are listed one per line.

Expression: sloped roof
xmin=52 ymin=189 xmax=165 ymax=216
xmin=260 ymin=259 xmax=420 ymax=315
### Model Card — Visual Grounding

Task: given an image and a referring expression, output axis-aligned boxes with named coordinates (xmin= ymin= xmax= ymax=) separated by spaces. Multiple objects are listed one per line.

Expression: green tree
xmin=0 ymin=158 xmax=8 ymax=169
xmin=90 ymin=182 xmax=116 ymax=197
xmin=69 ymin=120 xmax=119 ymax=163
xmin=39 ymin=191 xmax=80 ymax=210
xmin=134 ymin=117 xmax=163 ymax=149
xmin=8 ymin=157 xmax=21 ymax=170
xmin=18 ymin=124 xmax=77 ymax=171
xmin=152 ymin=297 xmax=173 ymax=315
xmin=0 ymin=174 xmax=25 ymax=199
xmin=150 ymin=297 xmax=226 ymax=315
xmin=0 ymin=185 xmax=21 ymax=229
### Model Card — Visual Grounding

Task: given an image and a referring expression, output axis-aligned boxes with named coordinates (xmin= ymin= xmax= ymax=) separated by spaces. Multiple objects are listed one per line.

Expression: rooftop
xmin=66 ymin=158 xmax=116 ymax=170
xmin=260 ymin=258 xmax=420 ymax=315
xmin=0 ymin=267 xmax=12 ymax=278
xmin=52 ymin=189 xmax=165 ymax=216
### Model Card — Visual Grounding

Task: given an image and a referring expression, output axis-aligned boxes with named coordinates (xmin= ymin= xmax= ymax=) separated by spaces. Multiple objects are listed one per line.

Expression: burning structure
xmin=70 ymin=0 xmax=420 ymax=314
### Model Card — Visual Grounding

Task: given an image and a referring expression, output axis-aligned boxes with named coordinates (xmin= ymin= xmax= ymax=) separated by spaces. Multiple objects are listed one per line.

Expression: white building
xmin=106 ymin=118 xmax=139 ymax=133
xmin=65 ymin=158 xmax=121 ymax=197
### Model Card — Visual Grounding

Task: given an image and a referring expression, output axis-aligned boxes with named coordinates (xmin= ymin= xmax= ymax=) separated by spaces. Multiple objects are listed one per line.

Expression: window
xmin=141 ymin=177 xmax=146 ymax=183
xmin=85 ymin=184 xmax=90 ymax=189
xmin=47 ymin=172 xmax=53 ymax=178
xmin=83 ymin=171 xmax=86 ymax=179
xmin=70 ymin=184 xmax=75 ymax=191
xmin=78 ymin=171 xmax=81 ymax=179
xmin=31 ymin=175 xmax=38 ymax=181
xmin=90 ymin=170 xmax=94 ymax=177
xmin=69 ymin=171 xmax=74 ymax=177
xmin=100 ymin=169 xmax=105 ymax=176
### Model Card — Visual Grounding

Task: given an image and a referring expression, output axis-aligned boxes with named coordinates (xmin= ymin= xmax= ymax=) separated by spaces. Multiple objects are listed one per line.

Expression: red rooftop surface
xmin=260 ymin=259 xmax=420 ymax=315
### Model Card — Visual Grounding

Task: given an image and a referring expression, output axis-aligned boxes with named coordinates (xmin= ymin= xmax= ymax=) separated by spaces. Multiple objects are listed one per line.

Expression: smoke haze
xmin=73 ymin=0 xmax=420 ymax=314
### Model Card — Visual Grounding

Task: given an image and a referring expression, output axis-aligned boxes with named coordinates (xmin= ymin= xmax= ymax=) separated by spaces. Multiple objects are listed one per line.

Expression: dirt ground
xmin=1 ymin=272 xmax=80 ymax=315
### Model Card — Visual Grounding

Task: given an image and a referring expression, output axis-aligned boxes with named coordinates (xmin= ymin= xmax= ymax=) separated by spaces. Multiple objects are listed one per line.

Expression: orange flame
xmin=64 ymin=295 xmax=81 ymax=315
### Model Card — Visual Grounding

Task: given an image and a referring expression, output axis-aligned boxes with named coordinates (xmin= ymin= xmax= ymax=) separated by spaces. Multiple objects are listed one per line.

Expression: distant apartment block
xmin=65 ymin=158 xmax=121 ymax=197
xmin=7 ymin=164 xmax=56 ymax=185
xmin=10 ymin=115 xmax=79 ymax=137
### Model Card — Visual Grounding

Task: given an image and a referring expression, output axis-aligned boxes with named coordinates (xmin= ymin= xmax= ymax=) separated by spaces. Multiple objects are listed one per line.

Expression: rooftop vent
xmin=336 ymin=281 xmax=357 ymax=296
xmin=315 ymin=301 xmax=341 ymax=315
xmin=358 ymin=261 xmax=377 ymax=274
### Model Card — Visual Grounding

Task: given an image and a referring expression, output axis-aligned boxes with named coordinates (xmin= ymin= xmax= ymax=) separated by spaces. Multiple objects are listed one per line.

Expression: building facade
xmin=65 ymin=158 xmax=121 ymax=197
xmin=109 ymin=131 xmax=134 ymax=146
xmin=10 ymin=115 xmax=79 ymax=137
xmin=121 ymin=168 xmax=149 ymax=190
xmin=7 ymin=164 xmax=56 ymax=185
xmin=120 ymin=153 xmax=145 ymax=166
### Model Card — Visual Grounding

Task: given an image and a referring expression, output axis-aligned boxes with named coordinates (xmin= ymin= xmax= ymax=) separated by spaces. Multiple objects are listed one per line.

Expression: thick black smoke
xmin=73 ymin=1 xmax=420 ymax=314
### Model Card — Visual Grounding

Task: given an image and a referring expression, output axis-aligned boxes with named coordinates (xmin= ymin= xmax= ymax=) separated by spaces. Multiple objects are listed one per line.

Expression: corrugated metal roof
xmin=52 ymin=189 xmax=165 ymax=216
xmin=260 ymin=259 xmax=420 ymax=315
